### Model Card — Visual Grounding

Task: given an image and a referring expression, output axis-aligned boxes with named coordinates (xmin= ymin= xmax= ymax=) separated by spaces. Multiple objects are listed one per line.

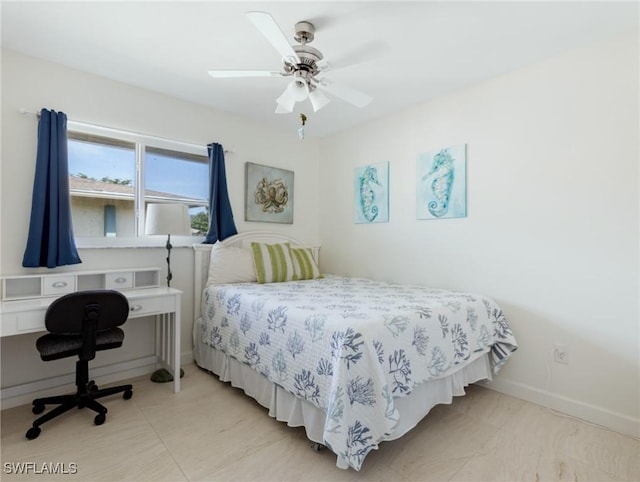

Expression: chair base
xmin=26 ymin=380 xmax=133 ymax=440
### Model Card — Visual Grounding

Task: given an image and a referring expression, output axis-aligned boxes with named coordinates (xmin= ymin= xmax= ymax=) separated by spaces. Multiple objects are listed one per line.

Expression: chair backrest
xmin=45 ymin=290 xmax=129 ymax=335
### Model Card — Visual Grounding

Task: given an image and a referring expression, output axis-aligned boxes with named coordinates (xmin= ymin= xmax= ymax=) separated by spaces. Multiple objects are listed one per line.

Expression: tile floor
xmin=1 ymin=363 xmax=638 ymax=481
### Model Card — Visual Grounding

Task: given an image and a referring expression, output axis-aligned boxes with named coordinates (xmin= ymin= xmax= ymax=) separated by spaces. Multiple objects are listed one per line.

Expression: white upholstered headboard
xmin=193 ymin=231 xmax=320 ymax=323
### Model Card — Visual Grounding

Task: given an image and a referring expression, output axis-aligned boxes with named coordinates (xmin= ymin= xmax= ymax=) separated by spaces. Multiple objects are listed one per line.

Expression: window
xmin=67 ymin=124 xmax=208 ymax=243
xmin=145 ymin=147 xmax=209 ymax=235
xmin=68 ymin=133 xmax=137 ymax=237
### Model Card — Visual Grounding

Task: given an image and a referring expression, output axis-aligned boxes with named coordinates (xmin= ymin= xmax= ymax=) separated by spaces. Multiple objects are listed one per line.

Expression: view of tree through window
xmin=145 ymin=146 xmax=208 ymax=234
xmin=67 ymin=131 xmax=208 ymax=238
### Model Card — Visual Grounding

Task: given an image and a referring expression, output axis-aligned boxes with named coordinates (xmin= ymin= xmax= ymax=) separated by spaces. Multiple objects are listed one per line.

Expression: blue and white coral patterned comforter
xmin=198 ymin=276 xmax=517 ymax=470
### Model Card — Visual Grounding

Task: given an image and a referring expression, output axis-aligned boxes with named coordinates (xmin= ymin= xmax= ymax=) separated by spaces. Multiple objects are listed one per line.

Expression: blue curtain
xmin=22 ymin=109 xmax=82 ymax=268
xmin=204 ymin=143 xmax=237 ymax=243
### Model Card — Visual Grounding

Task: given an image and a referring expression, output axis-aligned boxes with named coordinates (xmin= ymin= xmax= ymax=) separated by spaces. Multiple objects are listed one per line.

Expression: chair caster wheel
xmin=32 ymin=404 xmax=45 ymax=415
xmin=311 ymin=442 xmax=325 ymax=452
xmin=94 ymin=413 xmax=106 ymax=425
xmin=26 ymin=427 xmax=41 ymax=440
xmin=87 ymin=380 xmax=99 ymax=392
xmin=123 ymin=390 xmax=133 ymax=400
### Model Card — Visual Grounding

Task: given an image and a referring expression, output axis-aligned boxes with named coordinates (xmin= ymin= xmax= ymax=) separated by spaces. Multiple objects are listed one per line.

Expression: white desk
xmin=0 ymin=287 xmax=182 ymax=393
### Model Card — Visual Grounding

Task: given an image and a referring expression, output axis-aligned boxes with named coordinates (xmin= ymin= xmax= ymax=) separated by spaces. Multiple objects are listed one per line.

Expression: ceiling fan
xmin=208 ymin=12 xmax=373 ymax=113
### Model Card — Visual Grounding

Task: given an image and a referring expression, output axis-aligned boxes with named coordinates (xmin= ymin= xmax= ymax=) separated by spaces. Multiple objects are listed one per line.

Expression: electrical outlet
xmin=554 ymin=344 xmax=569 ymax=364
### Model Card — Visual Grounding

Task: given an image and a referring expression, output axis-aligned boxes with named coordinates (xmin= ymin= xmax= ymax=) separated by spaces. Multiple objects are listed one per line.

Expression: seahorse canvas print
xmin=416 ymin=144 xmax=467 ymax=220
xmin=354 ymin=162 xmax=389 ymax=223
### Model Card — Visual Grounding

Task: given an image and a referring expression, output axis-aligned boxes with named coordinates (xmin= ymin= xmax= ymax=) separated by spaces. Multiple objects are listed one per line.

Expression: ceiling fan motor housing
xmin=293 ymin=45 xmax=323 ymax=71
xmin=290 ymin=20 xmax=323 ymax=85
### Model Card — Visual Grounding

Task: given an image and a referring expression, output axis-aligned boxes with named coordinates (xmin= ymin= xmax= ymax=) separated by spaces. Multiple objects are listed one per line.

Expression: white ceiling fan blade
xmin=317 ymin=80 xmax=373 ymax=108
xmin=316 ymin=59 xmax=331 ymax=72
xmin=320 ymin=39 xmax=388 ymax=72
xmin=247 ymin=11 xmax=300 ymax=65
xmin=208 ymin=70 xmax=283 ymax=78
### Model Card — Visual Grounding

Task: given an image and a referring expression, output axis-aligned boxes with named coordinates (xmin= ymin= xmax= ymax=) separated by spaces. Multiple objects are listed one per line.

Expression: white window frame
xmin=68 ymin=120 xmax=208 ymax=248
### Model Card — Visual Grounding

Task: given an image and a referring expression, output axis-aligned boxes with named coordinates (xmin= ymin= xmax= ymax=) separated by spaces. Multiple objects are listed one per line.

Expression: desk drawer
xmin=17 ymin=311 xmax=45 ymax=332
xmin=127 ymin=296 xmax=175 ymax=318
xmin=106 ymin=272 xmax=134 ymax=290
xmin=42 ymin=275 xmax=75 ymax=296
xmin=1 ymin=310 xmax=46 ymax=336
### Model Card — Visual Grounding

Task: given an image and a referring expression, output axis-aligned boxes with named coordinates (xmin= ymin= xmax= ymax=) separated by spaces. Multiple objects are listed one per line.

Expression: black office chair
xmin=26 ymin=290 xmax=133 ymax=440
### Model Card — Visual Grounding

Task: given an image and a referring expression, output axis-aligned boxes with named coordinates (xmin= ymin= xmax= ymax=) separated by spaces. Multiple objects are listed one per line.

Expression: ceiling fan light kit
xmin=288 ymin=73 xmax=310 ymax=101
xmin=208 ymin=11 xmax=373 ymax=120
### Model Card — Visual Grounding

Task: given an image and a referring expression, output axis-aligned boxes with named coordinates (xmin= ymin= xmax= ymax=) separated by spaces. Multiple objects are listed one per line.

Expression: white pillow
xmin=206 ymin=242 xmax=257 ymax=286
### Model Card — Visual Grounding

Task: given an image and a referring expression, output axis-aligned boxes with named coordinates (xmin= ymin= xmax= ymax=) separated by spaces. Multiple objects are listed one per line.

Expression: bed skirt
xmin=193 ymin=323 xmax=493 ymax=470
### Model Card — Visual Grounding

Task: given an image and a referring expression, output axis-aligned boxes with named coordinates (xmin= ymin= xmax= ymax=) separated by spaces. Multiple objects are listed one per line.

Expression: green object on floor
xmin=150 ymin=368 xmax=184 ymax=383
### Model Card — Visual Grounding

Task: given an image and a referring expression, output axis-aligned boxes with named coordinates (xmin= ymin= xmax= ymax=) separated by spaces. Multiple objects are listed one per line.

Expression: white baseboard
xmin=1 ymin=356 xmax=154 ymax=410
xmin=181 ymin=350 xmax=193 ymax=367
xmin=1 ymin=351 xmax=196 ymax=411
xmin=482 ymin=378 xmax=640 ymax=440
xmin=4 ymin=350 xmax=636 ymax=441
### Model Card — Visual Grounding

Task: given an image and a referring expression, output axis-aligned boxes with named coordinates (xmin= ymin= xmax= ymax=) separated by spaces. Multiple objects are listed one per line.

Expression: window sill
xmin=75 ymin=236 xmax=206 ymax=249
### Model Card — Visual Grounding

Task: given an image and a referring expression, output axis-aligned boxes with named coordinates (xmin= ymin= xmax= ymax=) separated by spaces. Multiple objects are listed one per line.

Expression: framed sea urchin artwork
xmin=245 ymin=162 xmax=294 ymax=224
xmin=354 ymin=162 xmax=389 ymax=223
xmin=416 ymin=144 xmax=467 ymax=220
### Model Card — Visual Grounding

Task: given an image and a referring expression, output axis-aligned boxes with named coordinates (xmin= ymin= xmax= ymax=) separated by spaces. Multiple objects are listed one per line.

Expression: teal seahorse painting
xmin=354 ymin=162 xmax=389 ymax=223
xmin=416 ymin=145 xmax=466 ymax=220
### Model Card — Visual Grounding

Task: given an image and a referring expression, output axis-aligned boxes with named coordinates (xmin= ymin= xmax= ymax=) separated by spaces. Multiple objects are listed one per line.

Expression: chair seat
xmin=36 ymin=328 xmax=125 ymax=361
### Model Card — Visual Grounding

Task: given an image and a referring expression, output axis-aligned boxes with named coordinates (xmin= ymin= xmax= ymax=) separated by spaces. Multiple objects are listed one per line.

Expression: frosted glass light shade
xmin=275 ymin=77 xmax=309 ymax=114
xmin=275 ymin=95 xmax=295 ymax=113
xmin=309 ymin=89 xmax=330 ymax=112
xmin=288 ymin=77 xmax=309 ymax=101
xmin=144 ymin=204 xmax=191 ymax=236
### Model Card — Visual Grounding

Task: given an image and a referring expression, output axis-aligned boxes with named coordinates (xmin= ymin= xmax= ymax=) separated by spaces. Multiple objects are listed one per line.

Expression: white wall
xmin=0 ymin=49 xmax=320 ymax=389
xmin=318 ymin=32 xmax=639 ymax=436
xmin=2 ymin=31 xmax=638 ymax=439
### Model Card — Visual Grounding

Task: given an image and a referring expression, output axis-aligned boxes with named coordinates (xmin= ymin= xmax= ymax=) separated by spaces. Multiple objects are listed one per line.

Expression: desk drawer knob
xmin=130 ymin=304 xmax=143 ymax=312
xmin=51 ymin=281 xmax=67 ymax=288
xmin=114 ymin=277 xmax=128 ymax=284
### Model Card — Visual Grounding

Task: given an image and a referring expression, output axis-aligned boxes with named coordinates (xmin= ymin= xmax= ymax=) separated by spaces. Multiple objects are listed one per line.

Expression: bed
xmin=193 ymin=232 xmax=517 ymax=471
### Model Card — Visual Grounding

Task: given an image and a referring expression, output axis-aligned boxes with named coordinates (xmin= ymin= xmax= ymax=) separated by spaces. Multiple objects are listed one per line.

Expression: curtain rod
xmin=18 ymin=108 xmax=234 ymax=154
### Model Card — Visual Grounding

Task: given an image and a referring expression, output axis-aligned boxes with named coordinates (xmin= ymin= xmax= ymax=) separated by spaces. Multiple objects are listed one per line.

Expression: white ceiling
xmin=2 ymin=1 xmax=637 ymax=138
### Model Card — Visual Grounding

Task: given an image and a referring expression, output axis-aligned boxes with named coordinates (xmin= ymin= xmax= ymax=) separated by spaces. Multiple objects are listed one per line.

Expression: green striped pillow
xmin=290 ymin=247 xmax=321 ymax=280
xmin=251 ymin=242 xmax=297 ymax=283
